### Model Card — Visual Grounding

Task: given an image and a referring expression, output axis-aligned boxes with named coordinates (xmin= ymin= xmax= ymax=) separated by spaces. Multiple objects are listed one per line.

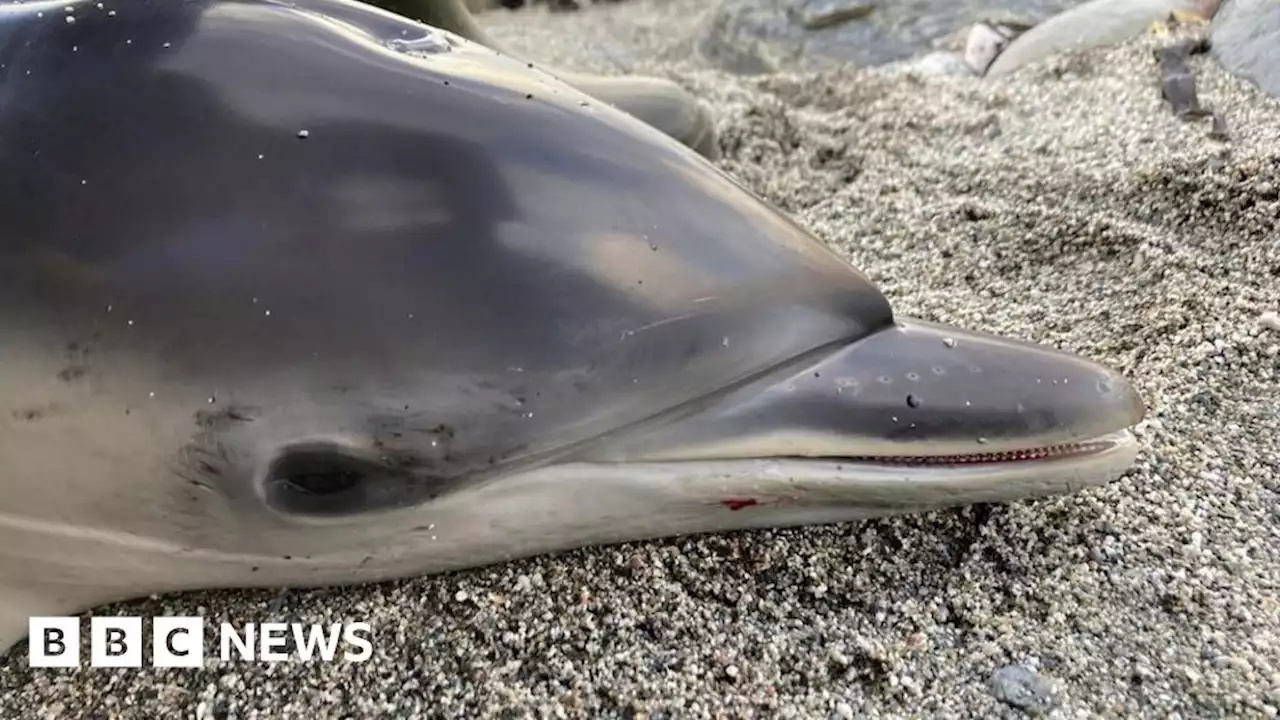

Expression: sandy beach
xmin=2 ymin=0 xmax=1278 ymax=717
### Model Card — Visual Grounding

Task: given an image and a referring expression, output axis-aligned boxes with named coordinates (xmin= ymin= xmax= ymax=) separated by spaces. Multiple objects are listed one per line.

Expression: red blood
xmin=721 ymin=498 xmax=759 ymax=511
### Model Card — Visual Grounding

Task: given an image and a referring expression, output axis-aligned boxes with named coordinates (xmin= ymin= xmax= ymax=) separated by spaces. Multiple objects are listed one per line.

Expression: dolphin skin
xmin=0 ymin=0 xmax=1145 ymax=655
xmin=364 ymin=0 xmax=721 ymax=157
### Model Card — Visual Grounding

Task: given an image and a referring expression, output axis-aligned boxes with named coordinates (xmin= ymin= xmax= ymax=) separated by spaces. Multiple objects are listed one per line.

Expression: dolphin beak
xmin=582 ymin=318 xmax=1146 ymax=467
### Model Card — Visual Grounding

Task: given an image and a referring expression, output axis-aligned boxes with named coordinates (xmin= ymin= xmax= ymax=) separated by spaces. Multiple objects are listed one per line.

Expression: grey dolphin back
xmin=374 ymin=0 xmax=719 ymax=157
xmin=0 ymin=0 xmax=890 ymax=523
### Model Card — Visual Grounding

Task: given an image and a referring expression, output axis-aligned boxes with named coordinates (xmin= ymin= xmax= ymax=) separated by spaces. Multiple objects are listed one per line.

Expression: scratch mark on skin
xmin=195 ymin=405 xmax=261 ymax=431
xmin=620 ymin=313 xmax=699 ymax=339
xmin=721 ymin=498 xmax=759 ymax=511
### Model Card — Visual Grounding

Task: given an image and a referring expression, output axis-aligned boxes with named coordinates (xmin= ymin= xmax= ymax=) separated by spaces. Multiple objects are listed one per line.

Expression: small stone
xmin=901 ymin=51 xmax=973 ymax=77
xmin=964 ymin=22 xmax=1010 ymax=75
xmin=990 ymin=665 xmax=1061 ymax=715
xmin=799 ymin=0 xmax=875 ymax=31
xmin=1260 ymin=311 xmax=1280 ymax=332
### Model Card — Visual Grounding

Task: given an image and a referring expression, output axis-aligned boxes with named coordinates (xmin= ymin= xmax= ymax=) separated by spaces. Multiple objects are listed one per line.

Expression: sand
xmin=2 ymin=1 xmax=1278 ymax=717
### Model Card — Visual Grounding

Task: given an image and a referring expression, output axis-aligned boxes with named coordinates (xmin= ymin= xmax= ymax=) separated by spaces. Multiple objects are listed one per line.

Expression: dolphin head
xmin=0 ymin=0 xmax=1143 ymax=653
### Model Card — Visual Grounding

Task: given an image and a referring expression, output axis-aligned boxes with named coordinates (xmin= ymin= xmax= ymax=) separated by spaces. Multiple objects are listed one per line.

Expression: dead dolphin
xmin=0 ymin=0 xmax=1145 ymax=656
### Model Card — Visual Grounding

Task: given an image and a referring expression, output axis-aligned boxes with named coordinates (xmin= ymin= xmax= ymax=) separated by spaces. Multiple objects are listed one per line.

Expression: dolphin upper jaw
xmin=574 ymin=316 xmax=1146 ymax=471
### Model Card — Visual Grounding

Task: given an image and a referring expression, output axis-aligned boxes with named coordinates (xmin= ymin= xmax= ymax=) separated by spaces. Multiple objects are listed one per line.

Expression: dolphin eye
xmin=281 ymin=463 xmax=363 ymax=497
xmin=261 ymin=442 xmax=453 ymax=518
xmin=263 ymin=444 xmax=376 ymax=516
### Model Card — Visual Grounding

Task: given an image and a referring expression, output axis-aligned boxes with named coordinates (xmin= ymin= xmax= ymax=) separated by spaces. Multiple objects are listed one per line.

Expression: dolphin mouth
xmin=831 ymin=431 xmax=1127 ymax=467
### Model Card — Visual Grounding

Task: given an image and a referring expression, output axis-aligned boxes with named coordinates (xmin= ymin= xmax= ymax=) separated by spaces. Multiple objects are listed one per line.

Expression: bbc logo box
xmin=29 ymin=616 xmax=205 ymax=668
xmin=28 ymin=616 xmax=372 ymax=667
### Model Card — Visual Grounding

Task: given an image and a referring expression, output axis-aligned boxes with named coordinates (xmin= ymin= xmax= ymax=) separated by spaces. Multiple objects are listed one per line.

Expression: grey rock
xmin=1210 ymin=0 xmax=1280 ymax=100
xmin=897 ymin=50 xmax=976 ymax=76
xmin=965 ymin=21 xmax=1025 ymax=74
xmin=986 ymin=0 xmax=1202 ymax=76
xmin=990 ymin=665 xmax=1062 ymax=715
xmin=695 ymin=0 xmax=1077 ymax=74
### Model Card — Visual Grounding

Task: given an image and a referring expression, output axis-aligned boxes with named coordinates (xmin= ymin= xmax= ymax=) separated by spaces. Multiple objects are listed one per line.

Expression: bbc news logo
xmin=28 ymin=617 xmax=373 ymax=668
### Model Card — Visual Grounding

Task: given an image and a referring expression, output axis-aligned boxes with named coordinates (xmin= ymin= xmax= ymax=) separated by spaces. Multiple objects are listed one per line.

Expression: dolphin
xmin=0 ymin=0 xmax=1144 ymax=656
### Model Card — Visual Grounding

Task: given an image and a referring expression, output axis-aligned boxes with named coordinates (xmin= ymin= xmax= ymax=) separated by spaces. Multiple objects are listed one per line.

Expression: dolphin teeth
xmin=845 ymin=440 xmax=1115 ymax=466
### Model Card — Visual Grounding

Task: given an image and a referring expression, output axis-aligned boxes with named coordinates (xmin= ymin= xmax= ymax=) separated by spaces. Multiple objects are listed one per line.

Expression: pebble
xmin=898 ymin=50 xmax=974 ymax=77
xmin=799 ymin=0 xmax=875 ymax=31
xmin=964 ymin=22 xmax=1014 ymax=75
xmin=990 ymin=665 xmax=1061 ymax=714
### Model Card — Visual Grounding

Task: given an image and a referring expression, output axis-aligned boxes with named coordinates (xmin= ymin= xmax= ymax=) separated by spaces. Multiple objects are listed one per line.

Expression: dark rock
xmin=1155 ymin=37 xmax=1230 ymax=139
xmin=799 ymin=0 xmax=876 ymax=31
xmin=1158 ymin=38 xmax=1211 ymax=118
xmin=695 ymin=0 xmax=1076 ymax=74
xmin=1211 ymin=0 xmax=1280 ymax=100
